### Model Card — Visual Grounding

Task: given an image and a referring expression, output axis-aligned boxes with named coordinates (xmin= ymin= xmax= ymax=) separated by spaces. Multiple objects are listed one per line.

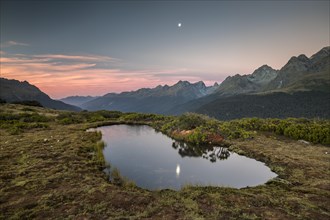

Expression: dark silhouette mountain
xmin=60 ymin=96 xmax=99 ymax=108
xmin=0 ymin=78 xmax=80 ymax=111
xmin=81 ymin=81 xmax=219 ymax=113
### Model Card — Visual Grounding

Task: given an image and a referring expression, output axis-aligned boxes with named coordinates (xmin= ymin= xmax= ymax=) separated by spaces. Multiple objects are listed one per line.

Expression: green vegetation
xmin=0 ymin=112 xmax=51 ymax=135
xmin=228 ymin=117 xmax=330 ymax=145
xmin=154 ymin=112 xmax=330 ymax=146
xmin=109 ymin=167 xmax=136 ymax=188
xmin=120 ymin=112 xmax=166 ymax=122
xmin=12 ymin=100 xmax=43 ymax=107
xmin=94 ymin=139 xmax=106 ymax=166
xmin=0 ymin=103 xmax=329 ymax=219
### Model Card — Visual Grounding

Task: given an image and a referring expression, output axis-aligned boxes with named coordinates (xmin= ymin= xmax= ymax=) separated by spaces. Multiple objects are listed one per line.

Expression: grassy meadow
xmin=0 ymin=103 xmax=329 ymax=219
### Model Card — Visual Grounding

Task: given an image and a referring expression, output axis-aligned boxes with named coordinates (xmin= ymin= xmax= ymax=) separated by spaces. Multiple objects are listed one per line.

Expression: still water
xmin=94 ymin=125 xmax=277 ymax=190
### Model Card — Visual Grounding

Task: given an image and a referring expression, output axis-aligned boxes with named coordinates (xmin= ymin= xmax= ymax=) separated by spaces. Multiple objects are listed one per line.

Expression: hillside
xmin=60 ymin=96 xmax=99 ymax=108
xmin=0 ymin=78 xmax=80 ymax=111
xmin=195 ymin=91 xmax=330 ymax=120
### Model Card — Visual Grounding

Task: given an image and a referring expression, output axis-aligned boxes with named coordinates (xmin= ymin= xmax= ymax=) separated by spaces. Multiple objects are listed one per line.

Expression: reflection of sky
xmin=97 ymin=125 xmax=277 ymax=190
xmin=1 ymin=1 xmax=329 ymax=98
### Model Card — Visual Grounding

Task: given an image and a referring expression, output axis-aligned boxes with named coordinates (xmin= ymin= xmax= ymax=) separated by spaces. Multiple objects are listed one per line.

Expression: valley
xmin=56 ymin=46 xmax=330 ymax=119
xmin=1 ymin=1 xmax=329 ymax=219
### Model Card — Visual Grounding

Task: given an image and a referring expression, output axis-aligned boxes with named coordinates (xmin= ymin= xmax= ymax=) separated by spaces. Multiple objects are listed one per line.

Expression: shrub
xmin=88 ymin=114 xmax=105 ymax=122
xmin=111 ymin=167 xmax=124 ymax=186
xmin=176 ymin=113 xmax=208 ymax=130
xmin=57 ymin=112 xmax=84 ymax=124
xmin=22 ymin=107 xmax=36 ymax=112
xmin=121 ymin=113 xmax=165 ymax=122
xmin=225 ymin=118 xmax=330 ymax=145
xmin=186 ymin=127 xmax=208 ymax=145
xmin=96 ymin=110 xmax=123 ymax=119
xmin=12 ymin=100 xmax=43 ymax=107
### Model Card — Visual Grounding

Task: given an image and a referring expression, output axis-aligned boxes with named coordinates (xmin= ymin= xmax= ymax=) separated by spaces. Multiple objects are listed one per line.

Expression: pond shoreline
xmin=1 ymin=104 xmax=329 ymax=219
xmin=92 ymin=124 xmax=277 ymax=190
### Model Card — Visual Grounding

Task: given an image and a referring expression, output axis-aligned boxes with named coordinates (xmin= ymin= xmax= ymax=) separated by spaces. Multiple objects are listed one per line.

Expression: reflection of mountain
xmin=172 ymin=141 xmax=230 ymax=162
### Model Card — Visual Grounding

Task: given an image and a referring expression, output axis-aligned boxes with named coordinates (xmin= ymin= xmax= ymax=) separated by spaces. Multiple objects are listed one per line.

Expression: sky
xmin=0 ymin=0 xmax=329 ymax=99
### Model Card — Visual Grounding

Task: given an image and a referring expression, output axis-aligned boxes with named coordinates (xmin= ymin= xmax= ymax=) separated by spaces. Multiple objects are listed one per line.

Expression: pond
xmin=93 ymin=125 xmax=277 ymax=190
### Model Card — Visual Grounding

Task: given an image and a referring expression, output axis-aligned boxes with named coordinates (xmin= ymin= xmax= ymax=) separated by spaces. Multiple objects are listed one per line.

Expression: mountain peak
xmin=252 ymin=64 xmax=276 ymax=74
xmin=281 ymin=54 xmax=311 ymax=73
xmin=259 ymin=64 xmax=272 ymax=69
xmin=287 ymin=54 xmax=310 ymax=64
xmin=175 ymin=80 xmax=191 ymax=86
xmin=297 ymin=54 xmax=309 ymax=61
xmin=310 ymin=46 xmax=330 ymax=64
xmin=193 ymin=81 xmax=206 ymax=88
xmin=248 ymin=65 xmax=278 ymax=85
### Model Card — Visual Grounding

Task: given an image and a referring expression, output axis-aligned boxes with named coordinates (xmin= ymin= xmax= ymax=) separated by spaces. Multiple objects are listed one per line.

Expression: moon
xmin=178 ymin=23 xmax=182 ymax=27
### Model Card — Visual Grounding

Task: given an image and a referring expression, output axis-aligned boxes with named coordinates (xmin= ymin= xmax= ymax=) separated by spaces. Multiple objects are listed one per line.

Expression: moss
xmin=111 ymin=167 xmax=124 ymax=186
xmin=1 ymin=104 xmax=330 ymax=219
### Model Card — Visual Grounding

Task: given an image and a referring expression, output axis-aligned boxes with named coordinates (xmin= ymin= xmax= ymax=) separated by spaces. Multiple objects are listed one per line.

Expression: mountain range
xmin=78 ymin=81 xmax=219 ymax=114
xmin=171 ymin=46 xmax=330 ymax=118
xmin=212 ymin=46 xmax=330 ymax=96
xmin=73 ymin=46 xmax=330 ymax=118
xmin=1 ymin=46 xmax=329 ymax=119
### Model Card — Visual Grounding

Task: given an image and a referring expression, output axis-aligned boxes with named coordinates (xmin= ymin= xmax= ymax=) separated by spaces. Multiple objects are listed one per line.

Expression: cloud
xmin=33 ymin=54 xmax=120 ymax=62
xmin=1 ymin=52 xmax=217 ymax=98
xmin=0 ymin=41 xmax=30 ymax=48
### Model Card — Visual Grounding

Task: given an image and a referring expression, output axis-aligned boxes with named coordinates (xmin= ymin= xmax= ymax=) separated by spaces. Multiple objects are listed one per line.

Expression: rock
xmin=298 ymin=140 xmax=310 ymax=145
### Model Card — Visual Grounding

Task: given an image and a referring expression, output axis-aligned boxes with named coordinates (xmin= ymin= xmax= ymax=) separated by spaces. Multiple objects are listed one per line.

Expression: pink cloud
xmin=0 ymin=41 xmax=29 ymax=48
xmin=1 ymin=52 xmax=218 ymax=99
xmin=33 ymin=54 xmax=120 ymax=62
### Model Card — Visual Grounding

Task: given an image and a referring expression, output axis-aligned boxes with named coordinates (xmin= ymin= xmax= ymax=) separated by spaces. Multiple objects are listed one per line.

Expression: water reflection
xmin=176 ymin=164 xmax=180 ymax=178
xmin=172 ymin=141 xmax=230 ymax=162
xmin=95 ymin=125 xmax=277 ymax=190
